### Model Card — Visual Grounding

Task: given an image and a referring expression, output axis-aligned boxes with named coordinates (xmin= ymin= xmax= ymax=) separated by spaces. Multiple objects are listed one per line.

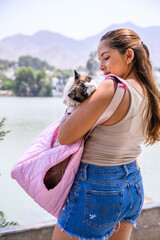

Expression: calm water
xmin=0 ymin=96 xmax=160 ymax=226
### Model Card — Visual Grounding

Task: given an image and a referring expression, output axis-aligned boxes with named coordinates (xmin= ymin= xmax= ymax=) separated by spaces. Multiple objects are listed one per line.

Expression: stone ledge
xmin=1 ymin=203 xmax=160 ymax=240
xmin=0 ymin=219 xmax=56 ymax=236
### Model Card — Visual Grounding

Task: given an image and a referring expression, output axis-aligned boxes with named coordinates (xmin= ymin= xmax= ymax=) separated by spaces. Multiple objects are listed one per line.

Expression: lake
xmin=0 ymin=96 xmax=160 ymax=226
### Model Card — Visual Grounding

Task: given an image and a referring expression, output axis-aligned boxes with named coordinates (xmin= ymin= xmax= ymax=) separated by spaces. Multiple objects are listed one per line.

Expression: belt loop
xmin=123 ymin=164 xmax=129 ymax=177
xmin=83 ymin=163 xmax=88 ymax=180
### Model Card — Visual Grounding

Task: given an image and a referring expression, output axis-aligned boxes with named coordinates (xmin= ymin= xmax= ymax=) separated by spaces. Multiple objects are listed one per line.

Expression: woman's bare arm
xmin=58 ymin=79 xmax=117 ymax=145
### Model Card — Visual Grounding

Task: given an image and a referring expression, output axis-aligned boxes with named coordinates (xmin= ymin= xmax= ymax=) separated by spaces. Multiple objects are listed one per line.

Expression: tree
xmin=36 ymin=70 xmax=53 ymax=96
xmin=14 ymin=67 xmax=53 ymax=97
xmin=18 ymin=56 xmax=54 ymax=71
xmin=0 ymin=71 xmax=7 ymax=81
xmin=86 ymin=51 xmax=99 ymax=76
xmin=1 ymin=79 xmax=15 ymax=90
xmin=14 ymin=67 xmax=36 ymax=96
xmin=53 ymin=69 xmax=73 ymax=80
xmin=0 ymin=60 xmax=16 ymax=70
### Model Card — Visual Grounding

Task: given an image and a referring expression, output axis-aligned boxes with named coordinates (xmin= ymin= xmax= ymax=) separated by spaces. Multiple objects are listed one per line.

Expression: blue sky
xmin=0 ymin=0 xmax=160 ymax=40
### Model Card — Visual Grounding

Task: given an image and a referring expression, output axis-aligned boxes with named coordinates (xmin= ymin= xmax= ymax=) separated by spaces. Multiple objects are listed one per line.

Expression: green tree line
xmin=0 ymin=60 xmax=16 ymax=70
xmin=0 ymin=56 xmax=55 ymax=96
xmin=0 ymin=56 xmax=54 ymax=71
xmin=0 ymin=53 xmax=100 ymax=96
xmin=18 ymin=56 xmax=54 ymax=71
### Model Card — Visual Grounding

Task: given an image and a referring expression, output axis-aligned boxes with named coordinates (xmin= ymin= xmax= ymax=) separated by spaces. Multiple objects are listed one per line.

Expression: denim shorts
xmin=58 ymin=160 xmax=144 ymax=240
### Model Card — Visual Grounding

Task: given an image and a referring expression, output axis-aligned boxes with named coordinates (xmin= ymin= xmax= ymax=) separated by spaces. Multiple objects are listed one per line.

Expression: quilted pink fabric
xmin=11 ymin=119 xmax=84 ymax=218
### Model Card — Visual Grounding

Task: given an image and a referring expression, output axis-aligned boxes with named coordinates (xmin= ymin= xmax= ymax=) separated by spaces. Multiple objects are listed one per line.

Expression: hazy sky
xmin=1 ymin=0 xmax=160 ymax=40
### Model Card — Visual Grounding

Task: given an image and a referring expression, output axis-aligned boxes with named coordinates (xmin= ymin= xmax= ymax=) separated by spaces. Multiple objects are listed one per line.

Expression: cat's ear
xmin=74 ymin=70 xmax=79 ymax=80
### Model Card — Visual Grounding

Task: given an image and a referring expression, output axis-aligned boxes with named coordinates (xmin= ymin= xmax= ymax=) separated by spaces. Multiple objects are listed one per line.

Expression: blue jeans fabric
xmin=58 ymin=161 xmax=144 ymax=240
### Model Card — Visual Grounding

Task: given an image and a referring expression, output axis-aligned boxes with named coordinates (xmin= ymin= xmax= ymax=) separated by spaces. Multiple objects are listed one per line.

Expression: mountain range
xmin=0 ymin=22 xmax=160 ymax=69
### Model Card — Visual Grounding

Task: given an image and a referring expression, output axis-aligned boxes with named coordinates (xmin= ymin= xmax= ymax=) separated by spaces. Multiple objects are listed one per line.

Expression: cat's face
xmin=67 ymin=70 xmax=97 ymax=103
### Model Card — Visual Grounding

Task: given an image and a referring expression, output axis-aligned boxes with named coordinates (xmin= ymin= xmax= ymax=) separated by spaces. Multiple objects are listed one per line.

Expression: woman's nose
xmin=99 ymin=63 xmax=106 ymax=71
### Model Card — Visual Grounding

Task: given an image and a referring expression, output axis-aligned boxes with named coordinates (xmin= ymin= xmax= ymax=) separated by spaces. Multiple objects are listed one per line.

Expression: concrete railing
xmin=130 ymin=202 xmax=160 ymax=240
xmin=1 ymin=202 xmax=160 ymax=240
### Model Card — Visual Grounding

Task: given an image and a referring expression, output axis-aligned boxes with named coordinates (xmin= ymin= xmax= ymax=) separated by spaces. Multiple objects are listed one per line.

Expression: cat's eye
xmin=87 ymin=78 xmax=91 ymax=82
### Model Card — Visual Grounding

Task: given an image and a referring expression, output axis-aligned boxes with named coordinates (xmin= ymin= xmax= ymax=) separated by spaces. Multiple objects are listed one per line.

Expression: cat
xmin=63 ymin=70 xmax=97 ymax=107
xmin=44 ymin=70 xmax=97 ymax=190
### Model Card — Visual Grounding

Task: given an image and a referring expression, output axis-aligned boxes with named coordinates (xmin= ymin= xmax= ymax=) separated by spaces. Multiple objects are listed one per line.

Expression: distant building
xmin=52 ymin=77 xmax=67 ymax=97
xmin=45 ymin=69 xmax=53 ymax=76
xmin=0 ymin=90 xmax=13 ymax=96
xmin=4 ymin=68 xmax=15 ymax=80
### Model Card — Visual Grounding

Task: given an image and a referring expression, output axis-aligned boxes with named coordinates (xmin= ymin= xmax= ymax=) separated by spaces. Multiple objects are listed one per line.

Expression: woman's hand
xmin=58 ymin=79 xmax=116 ymax=145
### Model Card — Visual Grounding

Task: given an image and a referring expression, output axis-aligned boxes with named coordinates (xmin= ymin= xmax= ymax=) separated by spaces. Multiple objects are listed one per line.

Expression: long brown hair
xmin=101 ymin=29 xmax=160 ymax=145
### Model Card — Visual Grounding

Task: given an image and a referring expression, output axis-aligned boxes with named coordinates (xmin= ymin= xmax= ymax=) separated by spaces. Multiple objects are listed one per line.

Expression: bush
xmin=0 ymin=211 xmax=18 ymax=228
xmin=1 ymin=79 xmax=15 ymax=90
xmin=0 ymin=118 xmax=10 ymax=141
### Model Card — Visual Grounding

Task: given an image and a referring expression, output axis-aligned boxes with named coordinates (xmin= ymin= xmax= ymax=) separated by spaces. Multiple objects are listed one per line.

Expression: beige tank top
xmin=81 ymin=82 xmax=148 ymax=166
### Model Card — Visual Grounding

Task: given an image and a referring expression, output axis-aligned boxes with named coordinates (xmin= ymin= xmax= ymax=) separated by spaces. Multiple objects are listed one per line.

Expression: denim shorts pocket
xmin=84 ymin=189 xmax=124 ymax=228
xmin=135 ymin=181 xmax=144 ymax=214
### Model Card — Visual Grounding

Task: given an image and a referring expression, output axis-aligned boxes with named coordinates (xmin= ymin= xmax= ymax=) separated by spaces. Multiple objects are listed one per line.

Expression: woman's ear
xmin=126 ymin=48 xmax=134 ymax=64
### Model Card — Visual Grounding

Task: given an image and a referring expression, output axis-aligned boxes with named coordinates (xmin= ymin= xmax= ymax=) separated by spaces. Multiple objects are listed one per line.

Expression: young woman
xmin=52 ymin=29 xmax=160 ymax=240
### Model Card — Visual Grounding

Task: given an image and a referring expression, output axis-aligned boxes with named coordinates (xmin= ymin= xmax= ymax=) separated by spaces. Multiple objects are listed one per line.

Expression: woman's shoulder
xmin=96 ymin=77 xmax=120 ymax=101
xmin=98 ymin=78 xmax=116 ymax=93
xmin=125 ymin=78 xmax=147 ymax=97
